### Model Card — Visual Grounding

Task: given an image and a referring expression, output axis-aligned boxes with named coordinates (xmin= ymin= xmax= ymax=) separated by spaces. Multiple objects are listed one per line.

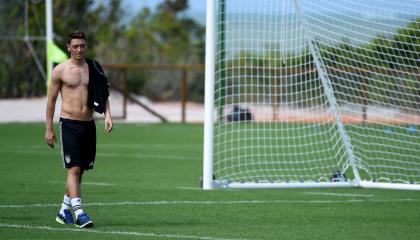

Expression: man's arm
xmin=104 ymin=99 xmax=113 ymax=133
xmin=45 ymin=67 xmax=61 ymax=148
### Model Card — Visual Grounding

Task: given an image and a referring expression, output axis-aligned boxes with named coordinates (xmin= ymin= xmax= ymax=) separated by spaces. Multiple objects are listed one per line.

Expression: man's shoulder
xmin=51 ymin=60 xmax=70 ymax=80
xmin=53 ymin=60 xmax=71 ymax=72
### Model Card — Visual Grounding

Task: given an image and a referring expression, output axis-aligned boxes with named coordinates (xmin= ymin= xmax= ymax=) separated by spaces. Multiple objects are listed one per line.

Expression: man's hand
xmin=105 ymin=117 xmax=113 ymax=133
xmin=45 ymin=129 xmax=56 ymax=148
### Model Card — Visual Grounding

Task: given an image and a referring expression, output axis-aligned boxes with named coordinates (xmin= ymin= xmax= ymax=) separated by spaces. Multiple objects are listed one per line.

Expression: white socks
xmin=70 ymin=197 xmax=84 ymax=217
xmin=59 ymin=195 xmax=71 ymax=215
xmin=59 ymin=195 xmax=85 ymax=217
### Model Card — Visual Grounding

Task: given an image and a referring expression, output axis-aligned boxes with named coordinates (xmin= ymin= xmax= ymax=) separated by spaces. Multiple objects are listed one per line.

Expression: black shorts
xmin=59 ymin=117 xmax=96 ymax=170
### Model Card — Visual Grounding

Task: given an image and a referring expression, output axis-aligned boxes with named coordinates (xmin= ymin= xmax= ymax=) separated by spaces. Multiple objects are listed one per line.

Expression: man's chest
xmin=61 ymin=65 xmax=89 ymax=87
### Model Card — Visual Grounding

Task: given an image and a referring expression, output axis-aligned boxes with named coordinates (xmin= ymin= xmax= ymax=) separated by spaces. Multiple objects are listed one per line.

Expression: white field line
xmin=50 ymin=181 xmax=115 ymax=186
xmin=303 ymin=192 xmax=374 ymax=197
xmin=0 ymin=223 xmax=246 ymax=240
xmin=0 ymin=198 xmax=417 ymax=209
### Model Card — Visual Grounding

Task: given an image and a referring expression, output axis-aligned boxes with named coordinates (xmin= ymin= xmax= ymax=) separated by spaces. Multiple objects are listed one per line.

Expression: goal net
xmin=203 ymin=0 xmax=420 ymax=190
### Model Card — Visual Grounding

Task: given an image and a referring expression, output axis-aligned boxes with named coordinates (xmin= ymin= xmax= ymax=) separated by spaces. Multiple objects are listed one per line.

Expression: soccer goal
xmin=203 ymin=0 xmax=420 ymax=190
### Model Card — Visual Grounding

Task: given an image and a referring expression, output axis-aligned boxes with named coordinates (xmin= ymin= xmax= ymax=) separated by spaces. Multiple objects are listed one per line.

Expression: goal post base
xmin=359 ymin=181 xmax=420 ymax=191
xmin=213 ymin=181 xmax=357 ymax=189
xmin=211 ymin=181 xmax=420 ymax=190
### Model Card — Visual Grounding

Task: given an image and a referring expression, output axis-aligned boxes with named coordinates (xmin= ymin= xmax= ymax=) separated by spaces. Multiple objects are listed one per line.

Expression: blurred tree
xmin=0 ymin=0 xmax=111 ymax=97
xmin=392 ymin=18 xmax=420 ymax=69
xmin=0 ymin=1 xmax=45 ymax=97
xmin=115 ymin=0 xmax=205 ymax=100
xmin=367 ymin=18 xmax=420 ymax=69
xmin=0 ymin=0 xmax=205 ymax=100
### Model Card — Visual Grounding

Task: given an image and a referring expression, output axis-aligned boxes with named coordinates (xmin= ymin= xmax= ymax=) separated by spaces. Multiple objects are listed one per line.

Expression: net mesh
xmin=212 ymin=0 xmax=420 ymax=184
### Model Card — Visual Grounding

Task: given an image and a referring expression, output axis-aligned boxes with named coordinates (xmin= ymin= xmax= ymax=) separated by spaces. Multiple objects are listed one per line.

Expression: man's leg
xmin=55 ymin=167 xmax=81 ymax=225
xmin=66 ymin=166 xmax=82 ymax=199
xmin=55 ymin=120 xmax=75 ymax=225
xmin=67 ymin=166 xmax=93 ymax=228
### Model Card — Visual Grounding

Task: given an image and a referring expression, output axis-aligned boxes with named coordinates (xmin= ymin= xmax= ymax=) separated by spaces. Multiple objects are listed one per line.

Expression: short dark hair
xmin=67 ymin=31 xmax=86 ymax=44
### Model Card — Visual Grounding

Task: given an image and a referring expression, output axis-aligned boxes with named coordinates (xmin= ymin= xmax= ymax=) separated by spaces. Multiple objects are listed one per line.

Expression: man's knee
xmin=68 ymin=166 xmax=83 ymax=177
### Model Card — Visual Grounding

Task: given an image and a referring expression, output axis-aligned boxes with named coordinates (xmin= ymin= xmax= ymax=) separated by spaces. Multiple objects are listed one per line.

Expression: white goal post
xmin=203 ymin=0 xmax=420 ymax=190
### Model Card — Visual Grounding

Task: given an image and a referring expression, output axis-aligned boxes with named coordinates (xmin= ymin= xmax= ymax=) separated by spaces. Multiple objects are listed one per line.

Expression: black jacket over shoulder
xmin=86 ymin=58 xmax=110 ymax=114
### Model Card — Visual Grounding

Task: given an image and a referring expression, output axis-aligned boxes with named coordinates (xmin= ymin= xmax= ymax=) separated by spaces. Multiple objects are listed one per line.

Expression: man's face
xmin=67 ymin=38 xmax=86 ymax=60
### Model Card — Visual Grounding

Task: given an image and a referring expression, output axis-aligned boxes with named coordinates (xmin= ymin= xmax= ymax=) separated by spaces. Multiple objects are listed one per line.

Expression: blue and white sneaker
xmin=75 ymin=213 xmax=93 ymax=228
xmin=56 ymin=209 xmax=74 ymax=225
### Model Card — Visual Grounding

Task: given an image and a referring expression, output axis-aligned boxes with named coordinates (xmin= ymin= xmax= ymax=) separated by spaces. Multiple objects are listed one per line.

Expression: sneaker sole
xmin=76 ymin=221 xmax=93 ymax=228
xmin=55 ymin=216 xmax=65 ymax=225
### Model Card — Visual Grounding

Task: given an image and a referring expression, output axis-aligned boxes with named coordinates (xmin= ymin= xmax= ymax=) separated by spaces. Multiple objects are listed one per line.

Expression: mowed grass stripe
xmin=0 ymin=149 xmax=199 ymax=161
xmin=0 ymin=149 xmax=199 ymax=160
xmin=0 ymin=143 xmax=202 ymax=150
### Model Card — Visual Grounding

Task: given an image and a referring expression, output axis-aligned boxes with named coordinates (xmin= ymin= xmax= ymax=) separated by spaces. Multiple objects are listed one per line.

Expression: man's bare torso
xmin=58 ymin=59 xmax=93 ymax=121
xmin=45 ymin=34 xmax=112 ymax=150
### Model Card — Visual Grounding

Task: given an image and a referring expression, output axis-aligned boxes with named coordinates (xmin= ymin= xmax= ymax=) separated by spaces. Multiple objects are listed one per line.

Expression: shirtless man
xmin=45 ymin=31 xmax=112 ymax=228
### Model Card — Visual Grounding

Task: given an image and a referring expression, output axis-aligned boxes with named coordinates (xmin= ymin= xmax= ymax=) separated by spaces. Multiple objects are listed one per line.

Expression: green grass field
xmin=0 ymin=122 xmax=420 ymax=240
